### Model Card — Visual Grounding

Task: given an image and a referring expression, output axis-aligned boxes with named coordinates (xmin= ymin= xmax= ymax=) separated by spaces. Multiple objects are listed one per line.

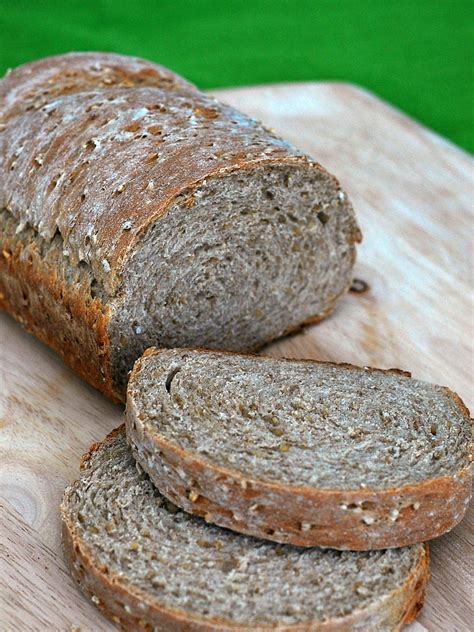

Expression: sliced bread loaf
xmin=0 ymin=52 xmax=360 ymax=401
xmin=61 ymin=426 xmax=428 ymax=631
xmin=126 ymin=348 xmax=472 ymax=550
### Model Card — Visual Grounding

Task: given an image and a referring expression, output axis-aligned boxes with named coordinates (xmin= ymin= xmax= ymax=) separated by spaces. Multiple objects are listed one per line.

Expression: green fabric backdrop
xmin=1 ymin=0 xmax=472 ymax=152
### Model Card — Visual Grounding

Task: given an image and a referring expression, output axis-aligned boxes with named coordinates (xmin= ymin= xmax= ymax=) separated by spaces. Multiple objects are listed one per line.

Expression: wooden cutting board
xmin=0 ymin=82 xmax=472 ymax=632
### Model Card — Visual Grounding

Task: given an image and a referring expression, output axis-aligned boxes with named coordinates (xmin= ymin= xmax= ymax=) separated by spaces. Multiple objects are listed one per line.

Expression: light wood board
xmin=0 ymin=82 xmax=472 ymax=631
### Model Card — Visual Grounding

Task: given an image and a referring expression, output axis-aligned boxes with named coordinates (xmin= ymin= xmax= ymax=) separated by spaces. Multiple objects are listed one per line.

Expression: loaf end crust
xmin=0 ymin=208 xmax=118 ymax=401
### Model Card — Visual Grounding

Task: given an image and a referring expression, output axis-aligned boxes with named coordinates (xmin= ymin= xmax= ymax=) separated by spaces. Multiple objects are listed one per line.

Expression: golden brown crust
xmin=79 ymin=425 xmax=126 ymax=470
xmin=126 ymin=348 xmax=472 ymax=550
xmin=443 ymin=387 xmax=472 ymax=418
xmin=0 ymin=214 xmax=119 ymax=402
xmin=61 ymin=429 xmax=429 ymax=631
xmin=397 ymin=544 xmax=429 ymax=628
xmin=0 ymin=51 xmax=197 ymax=120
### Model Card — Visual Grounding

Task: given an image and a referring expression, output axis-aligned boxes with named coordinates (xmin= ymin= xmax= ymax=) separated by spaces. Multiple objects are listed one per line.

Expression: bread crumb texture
xmin=131 ymin=350 xmax=472 ymax=490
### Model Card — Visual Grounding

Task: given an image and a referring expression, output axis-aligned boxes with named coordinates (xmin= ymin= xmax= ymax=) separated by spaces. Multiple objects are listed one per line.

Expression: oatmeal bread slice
xmin=126 ymin=348 xmax=472 ymax=550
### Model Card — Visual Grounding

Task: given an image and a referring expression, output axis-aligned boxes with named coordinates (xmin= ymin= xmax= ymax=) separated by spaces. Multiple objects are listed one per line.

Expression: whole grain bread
xmin=0 ymin=52 xmax=360 ymax=401
xmin=126 ymin=348 xmax=472 ymax=550
xmin=61 ymin=426 xmax=429 ymax=631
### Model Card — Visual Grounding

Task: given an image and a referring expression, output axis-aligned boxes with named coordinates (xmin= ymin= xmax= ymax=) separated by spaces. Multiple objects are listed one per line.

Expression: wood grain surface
xmin=0 ymin=82 xmax=472 ymax=631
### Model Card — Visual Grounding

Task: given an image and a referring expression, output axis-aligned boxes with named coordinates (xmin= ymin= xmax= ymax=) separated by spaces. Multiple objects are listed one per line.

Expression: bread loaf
xmin=126 ymin=348 xmax=472 ymax=550
xmin=0 ymin=53 xmax=361 ymax=401
xmin=61 ymin=426 xmax=428 ymax=631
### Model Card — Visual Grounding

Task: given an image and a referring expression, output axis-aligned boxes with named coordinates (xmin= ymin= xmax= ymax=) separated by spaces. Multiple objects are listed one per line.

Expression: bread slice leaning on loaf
xmin=0 ymin=52 xmax=361 ymax=402
xmin=61 ymin=426 xmax=429 ymax=632
xmin=126 ymin=348 xmax=473 ymax=550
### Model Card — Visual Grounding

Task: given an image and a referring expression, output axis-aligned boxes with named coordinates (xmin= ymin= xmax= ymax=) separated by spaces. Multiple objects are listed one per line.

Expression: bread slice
xmin=126 ymin=348 xmax=472 ymax=550
xmin=61 ymin=426 xmax=429 ymax=631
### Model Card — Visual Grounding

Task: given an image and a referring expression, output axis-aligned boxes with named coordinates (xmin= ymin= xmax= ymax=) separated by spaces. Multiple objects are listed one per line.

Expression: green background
xmin=1 ymin=0 xmax=473 ymax=152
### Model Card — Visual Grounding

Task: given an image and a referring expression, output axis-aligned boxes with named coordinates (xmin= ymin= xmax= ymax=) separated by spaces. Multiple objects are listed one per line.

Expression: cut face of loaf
xmin=61 ymin=426 xmax=428 ymax=631
xmin=126 ymin=348 xmax=473 ymax=550
xmin=109 ymin=163 xmax=357 ymax=393
xmin=0 ymin=53 xmax=360 ymax=401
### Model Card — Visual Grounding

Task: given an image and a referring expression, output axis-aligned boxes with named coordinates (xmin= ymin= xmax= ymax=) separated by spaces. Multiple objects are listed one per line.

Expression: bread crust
xmin=0 ymin=209 xmax=118 ymax=400
xmin=61 ymin=427 xmax=429 ymax=631
xmin=0 ymin=53 xmax=360 ymax=401
xmin=0 ymin=52 xmax=197 ymax=119
xmin=126 ymin=348 xmax=473 ymax=550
